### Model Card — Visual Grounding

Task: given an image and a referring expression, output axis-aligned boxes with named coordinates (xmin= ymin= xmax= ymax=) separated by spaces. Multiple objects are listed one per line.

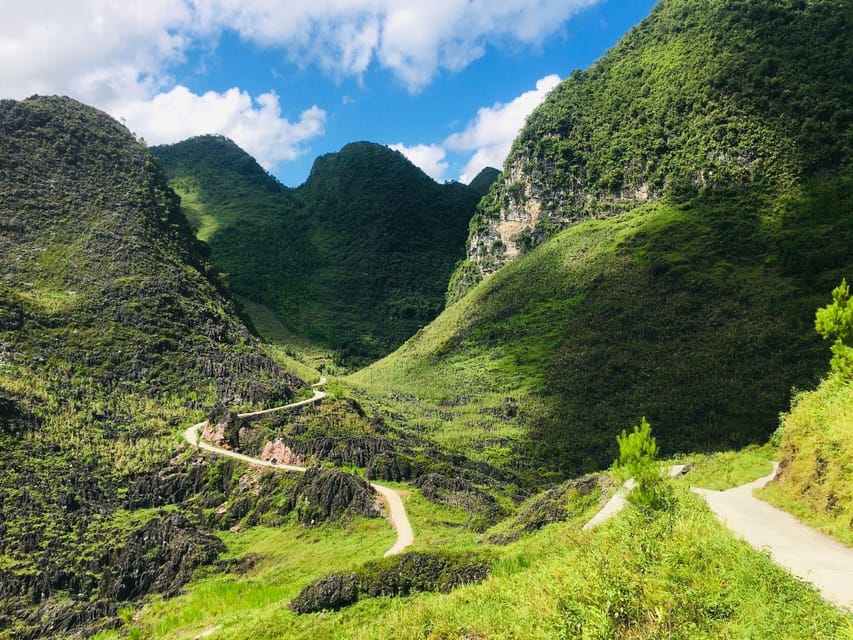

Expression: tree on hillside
xmin=815 ymin=279 xmax=853 ymax=377
xmin=614 ymin=417 xmax=670 ymax=511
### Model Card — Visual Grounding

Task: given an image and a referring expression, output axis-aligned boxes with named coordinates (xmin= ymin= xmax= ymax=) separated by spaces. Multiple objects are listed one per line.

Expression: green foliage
xmin=464 ymin=0 xmax=852 ymax=280
xmin=615 ymin=417 xmax=669 ymax=510
xmin=114 ymin=486 xmax=852 ymax=639
xmin=815 ymin=279 xmax=853 ymax=377
xmin=759 ymin=373 xmax=853 ymax=546
xmin=354 ymin=175 xmax=852 ymax=476
xmin=153 ymin=138 xmax=481 ymax=368
xmin=0 ymin=96 xmax=305 ymax=637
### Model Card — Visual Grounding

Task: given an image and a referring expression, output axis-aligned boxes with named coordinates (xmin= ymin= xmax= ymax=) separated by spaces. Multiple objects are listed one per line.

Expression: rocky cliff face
xmin=469 ymin=157 xmax=656 ymax=274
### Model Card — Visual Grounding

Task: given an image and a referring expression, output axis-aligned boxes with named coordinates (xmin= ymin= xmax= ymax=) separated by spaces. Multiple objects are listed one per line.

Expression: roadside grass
xmin=674 ymin=444 xmax=776 ymax=491
xmin=348 ymin=487 xmax=851 ymax=640
xmin=757 ymin=374 xmax=853 ymax=547
xmin=97 ymin=484 xmax=852 ymax=640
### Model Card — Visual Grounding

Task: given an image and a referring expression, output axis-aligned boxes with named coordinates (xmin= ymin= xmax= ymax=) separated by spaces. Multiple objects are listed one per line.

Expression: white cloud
xmin=446 ymin=74 xmax=562 ymax=182
xmin=115 ymin=87 xmax=326 ymax=169
xmin=0 ymin=1 xmax=593 ymax=173
xmin=388 ymin=143 xmax=448 ymax=182
xmin=1 ymin=1 xmax=599 ymax=99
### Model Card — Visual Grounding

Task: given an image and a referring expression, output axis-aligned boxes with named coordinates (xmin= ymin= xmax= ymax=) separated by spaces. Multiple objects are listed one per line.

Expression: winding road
xmin=584 ymin=464 xmax=853 ymax=609
xmin=183 ymin=378 xmax=414 ymax=558
xmin=693 ymin=466 xmax=853 ymax=609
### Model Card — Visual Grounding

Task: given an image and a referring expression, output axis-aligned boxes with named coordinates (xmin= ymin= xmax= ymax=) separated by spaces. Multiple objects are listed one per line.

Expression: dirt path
xmin=584 ymin=464 xmax=853 ymax=609
xmin=182 ymin=378 xmax=414 ymax=557
xmin=694 ymin=466 xmax=853 ymax=609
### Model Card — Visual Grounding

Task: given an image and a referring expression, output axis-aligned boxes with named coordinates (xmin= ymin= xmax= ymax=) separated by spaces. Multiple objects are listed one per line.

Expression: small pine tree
xmin=614 ymin=417 xmax=669 ymax=510
xmin=815 ymin=279 xmax=853 ymax=378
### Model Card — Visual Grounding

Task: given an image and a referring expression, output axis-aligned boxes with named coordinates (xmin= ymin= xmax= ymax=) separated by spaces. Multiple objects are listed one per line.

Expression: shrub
xmin=614 ymin=417 xmax=670 ymax=510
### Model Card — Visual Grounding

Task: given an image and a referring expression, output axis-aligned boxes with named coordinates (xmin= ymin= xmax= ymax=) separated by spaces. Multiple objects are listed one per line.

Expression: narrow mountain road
xmin=694 ymin=466 xmax=853 ymax=609
xmin=584 ymin=464 xmax=853 ymax=609
xmin=183 ymin=377 xmax=414 ymax=557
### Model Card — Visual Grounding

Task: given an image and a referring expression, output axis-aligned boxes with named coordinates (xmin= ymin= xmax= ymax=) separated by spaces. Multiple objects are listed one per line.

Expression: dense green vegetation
xmin=354 ymin=0 xmax=852 ymax=477
xmin=354 ymin=177 xmax=852 ymax=476
xmin=759 ymin=282 xmax=853 ymax=546
xmin=98 ymin=483 xmax=851 ymax=639
xmin=0 ymin=96 xmax=306 ymax=638
xmin=153 ymin=138 xmax=495 ymax=368
xmin=468 ymin=0 xmax=851 ymax=275
xmin=2 ymin=0 xmax=852 ymax=636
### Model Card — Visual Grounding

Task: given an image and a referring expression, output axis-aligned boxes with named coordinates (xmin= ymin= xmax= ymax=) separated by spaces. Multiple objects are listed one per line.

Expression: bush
xmin=289 ymin=551 xmax=492 ymax=613
xmin=614 ymin=417 xmax=670 ymax=510
xmin=815 ymin=278 xmax=853 ymax=377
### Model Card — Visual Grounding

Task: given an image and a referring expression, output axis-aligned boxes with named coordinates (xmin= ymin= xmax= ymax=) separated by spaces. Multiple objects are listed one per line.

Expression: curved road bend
xmin=584 ymin=464 xmax=853 ymax=609
xmin=693 ymin=466 xmax=853 ymax=610
xmin=182 ymin=380 xmax=413 ymax=557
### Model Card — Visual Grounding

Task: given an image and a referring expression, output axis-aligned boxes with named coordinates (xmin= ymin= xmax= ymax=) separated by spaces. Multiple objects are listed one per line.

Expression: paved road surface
xmin=694 ymin=466 xmax=853 ymax=609
xmin=182 ymin=380 xmax=413 ymax=557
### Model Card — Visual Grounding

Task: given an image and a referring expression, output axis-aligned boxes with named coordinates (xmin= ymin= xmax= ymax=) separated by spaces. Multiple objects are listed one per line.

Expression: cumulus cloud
xmin=0 ymin=1 xmax=593 ymax=172
xmin=446 ymin=74 xmax=562 ymax=182
xmin=388 ymin=143 xmax=448 ymax=182
xmin=206 ymin=0 xmax=598 ymax=91
xmin=1 ymin=1 xmax=598 ymax=99
xmin=115 ymin=88 xmax=326 ymax=169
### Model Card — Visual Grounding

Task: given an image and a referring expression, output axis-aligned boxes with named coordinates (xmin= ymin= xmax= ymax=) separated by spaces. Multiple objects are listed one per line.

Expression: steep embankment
xmin=0 ymin=96 xmax=305 ymax=637
xmin=153 ymin=138 xmax=495 ymax=366
xmin=760 ymin=373 xmax=853 ymax=547
xmin=354 ymin=0 xmax=852 ymax=477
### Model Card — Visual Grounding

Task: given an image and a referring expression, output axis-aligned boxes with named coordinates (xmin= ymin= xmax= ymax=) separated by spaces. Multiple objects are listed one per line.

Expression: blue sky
xmin=2 ymin=0 xmax=657 ymax=186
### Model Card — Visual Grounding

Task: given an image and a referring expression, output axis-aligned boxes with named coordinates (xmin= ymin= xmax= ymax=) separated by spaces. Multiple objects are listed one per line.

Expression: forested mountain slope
xmin=354 ymin=0 xmax=852 ymax=477
xmin=153 ymin=138 xmax=493 ymax=367
xmin=460 ymin=0 xmax=851 ymax=278
xmin=0 ymin=96 xmax=304 ymax=637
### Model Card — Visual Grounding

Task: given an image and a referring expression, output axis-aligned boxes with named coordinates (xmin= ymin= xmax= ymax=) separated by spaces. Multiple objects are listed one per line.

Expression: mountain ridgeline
xmin=355 ymin=0 xmax=852 ymax=475
xmin=0 ymin=96 xmax=305 ymax=637
xmin=153 ymin=138 xmax=495 ymax=367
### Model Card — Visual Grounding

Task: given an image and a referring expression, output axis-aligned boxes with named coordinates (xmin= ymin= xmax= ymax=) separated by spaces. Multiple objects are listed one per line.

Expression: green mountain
xmin=355 ymin=0 xmax=852 ymax=477
xmin=464 ymin=0 xmax=851 ymax=278
xmin=0 ymin=96 xmax=305 ymax=636
xmin=152 ymin=138 xmax=491 ymax=367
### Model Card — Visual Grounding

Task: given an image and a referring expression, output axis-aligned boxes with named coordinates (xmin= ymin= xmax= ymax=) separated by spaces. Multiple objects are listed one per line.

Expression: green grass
xmin=95 ymin=517 xmax=395 ymax=640
xmin=352 ymin=178 xmax=851 ymax=478
xmin=675 ymin=444 xmax=776 ymax=491
xmin=758 ymin=374 xmax=853 ymax=547
xmin=101 ymin=485 xmax=852 ymax=640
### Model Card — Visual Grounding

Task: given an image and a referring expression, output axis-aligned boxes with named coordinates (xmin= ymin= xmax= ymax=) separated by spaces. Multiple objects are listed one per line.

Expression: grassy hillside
xmin=98 ymin=483 xmax=851 ymax=639
xmin=0 ymin=96 xmax=306 ymax=637
xmin=355 ymin=176 xmax=851 ymax=476
xmin=759 ymin=280 xmax=853 ymax=546
xmin=153 ymin=138 xmax=489 ymax=367
xmin=760 ymin=374 xmax=853 ymax=546
xmin=353 ymin=0 xmax=852 ymax=477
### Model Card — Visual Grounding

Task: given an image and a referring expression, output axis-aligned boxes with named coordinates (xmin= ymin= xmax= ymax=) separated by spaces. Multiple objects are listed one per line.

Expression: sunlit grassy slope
xmin=760 ymin=373 xmax=853 ymax=546
xmin=99 ymin=485 xmax=852 ymax=640
xmin=352 ymin=176 xmax=852 ymax=476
